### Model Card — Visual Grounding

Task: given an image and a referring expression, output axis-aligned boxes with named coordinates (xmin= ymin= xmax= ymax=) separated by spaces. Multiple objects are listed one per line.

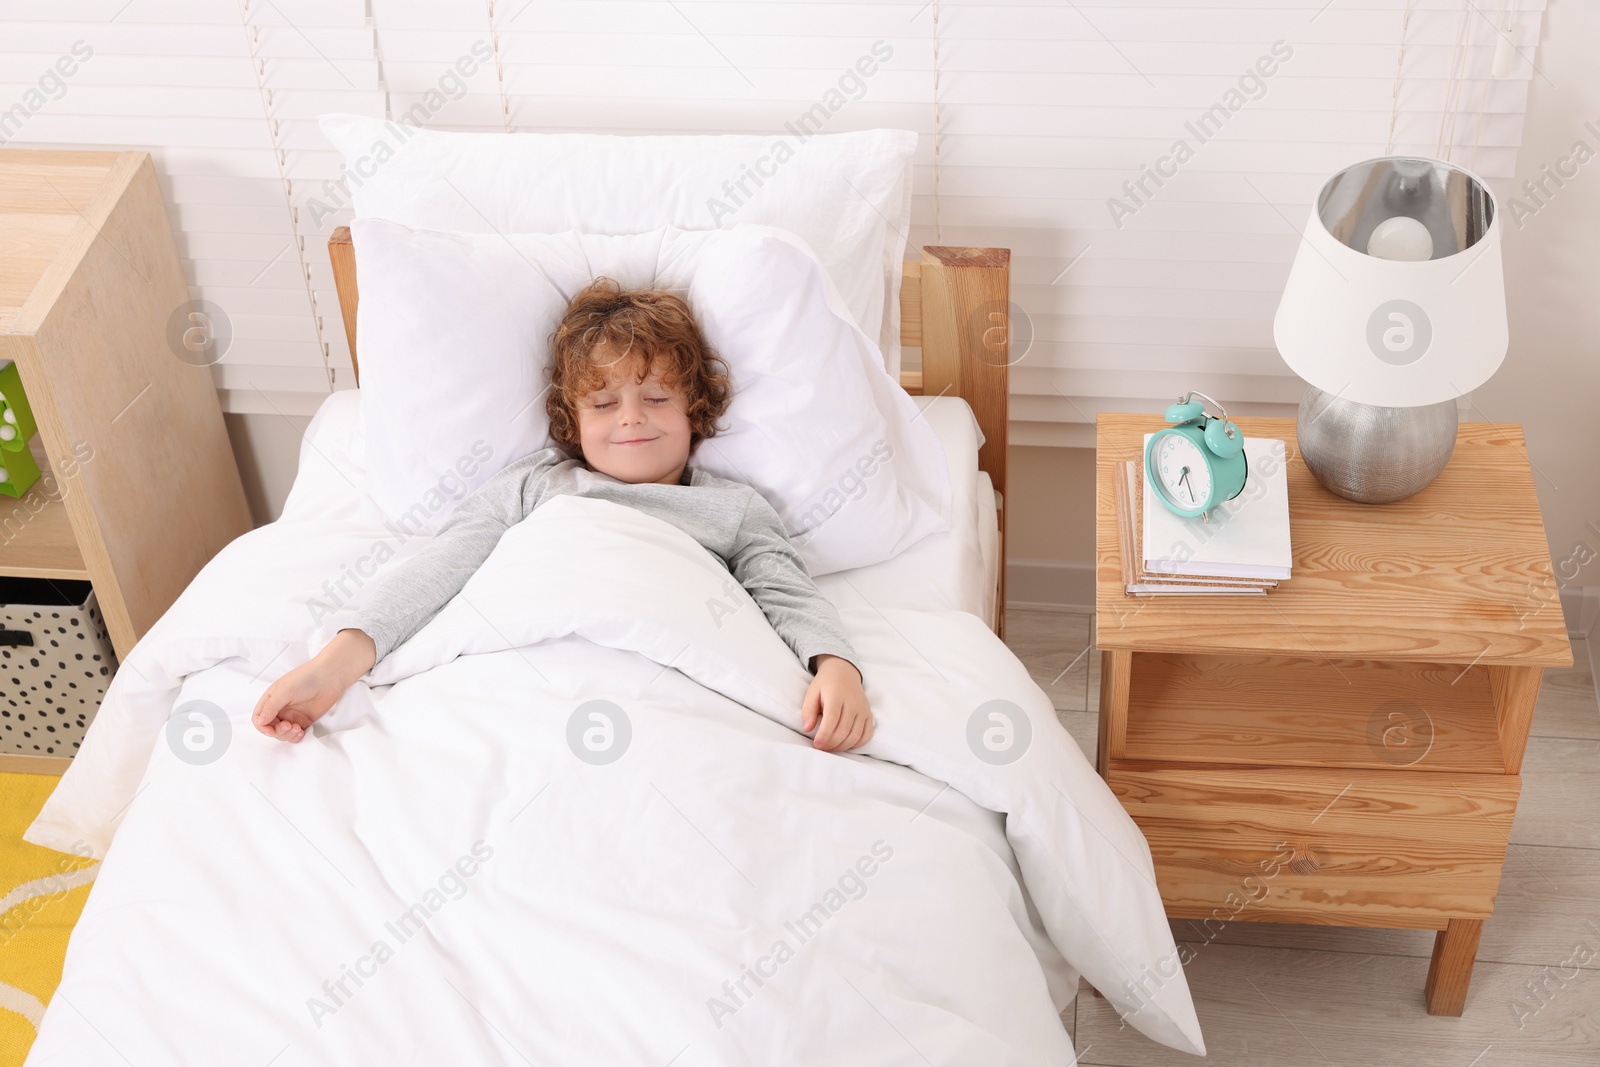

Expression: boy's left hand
xmin=803 ymin=654 xmax=873 ymax=752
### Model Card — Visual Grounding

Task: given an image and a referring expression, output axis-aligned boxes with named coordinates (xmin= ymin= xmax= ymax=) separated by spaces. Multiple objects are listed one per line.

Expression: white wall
xmin=222 ymin=411 xmax=311 ymax=527
xmin=1485 ymin=0 xmax=1600 ymax=640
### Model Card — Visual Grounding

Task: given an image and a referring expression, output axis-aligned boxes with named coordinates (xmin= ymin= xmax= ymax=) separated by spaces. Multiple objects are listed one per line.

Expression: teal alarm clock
xmin=1145 ymin=391 xmax=1248 ymax=521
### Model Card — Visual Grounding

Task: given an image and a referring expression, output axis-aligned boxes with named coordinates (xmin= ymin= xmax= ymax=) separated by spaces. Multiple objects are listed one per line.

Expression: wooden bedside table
xmin=0 ymin=149 xmax=252 ymax=771
xmin=1093 ymin=413 xmax=1572 ymax=1016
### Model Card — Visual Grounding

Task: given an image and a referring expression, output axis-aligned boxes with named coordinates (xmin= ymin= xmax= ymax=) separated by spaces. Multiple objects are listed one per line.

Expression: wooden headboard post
xmin=908 ymin=247 xmax=1010 ymax=637
xmin=326 ymin=228 xmax=1010 ymax=634
xmin=329 ymin=227 xmax=359 ymax=378
xmin=912 ymin=247 xmax=1010 ymax=502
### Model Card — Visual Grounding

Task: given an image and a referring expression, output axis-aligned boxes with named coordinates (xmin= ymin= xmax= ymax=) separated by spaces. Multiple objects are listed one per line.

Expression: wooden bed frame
xmin=327 ymin=229 xmax=1010 ymax=635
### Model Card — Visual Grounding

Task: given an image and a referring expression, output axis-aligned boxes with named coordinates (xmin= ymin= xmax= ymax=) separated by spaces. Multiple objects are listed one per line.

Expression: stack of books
xmin=1115 ymin=434 xmax=1293 ymax=596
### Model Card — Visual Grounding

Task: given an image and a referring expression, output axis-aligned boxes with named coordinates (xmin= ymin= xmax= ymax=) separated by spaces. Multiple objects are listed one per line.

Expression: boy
xmin=253 ymin=278 xmax=873 ymax=752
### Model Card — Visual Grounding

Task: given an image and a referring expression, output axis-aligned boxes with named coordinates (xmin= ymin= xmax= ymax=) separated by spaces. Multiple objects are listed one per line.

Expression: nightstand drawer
xmin=1109 ymin=765 xmax=1520 ymax=928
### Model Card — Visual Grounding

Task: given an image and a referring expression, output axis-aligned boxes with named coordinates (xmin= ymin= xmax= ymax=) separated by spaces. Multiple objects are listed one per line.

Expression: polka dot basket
xmin=0 ymin=579 xmax=116 ymax=759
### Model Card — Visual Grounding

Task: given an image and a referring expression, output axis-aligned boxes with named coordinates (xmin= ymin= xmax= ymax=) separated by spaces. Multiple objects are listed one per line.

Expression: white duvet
xmin=22 ymin=409 xmax=1203 ymax=1064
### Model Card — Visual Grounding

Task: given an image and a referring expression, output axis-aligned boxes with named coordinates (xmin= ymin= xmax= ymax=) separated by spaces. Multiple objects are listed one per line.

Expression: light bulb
xmin=1366 ymin=215 xmax=1434 ymax=261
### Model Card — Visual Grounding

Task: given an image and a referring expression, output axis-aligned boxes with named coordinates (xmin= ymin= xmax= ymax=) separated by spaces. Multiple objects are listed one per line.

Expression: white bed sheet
xmin=22 ymin=390 xmax=1202 ymax=1063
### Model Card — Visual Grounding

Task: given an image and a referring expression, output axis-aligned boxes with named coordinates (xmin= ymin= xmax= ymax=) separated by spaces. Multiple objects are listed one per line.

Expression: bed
xmin=19 ymin=125 xmax=1203 ymax=1064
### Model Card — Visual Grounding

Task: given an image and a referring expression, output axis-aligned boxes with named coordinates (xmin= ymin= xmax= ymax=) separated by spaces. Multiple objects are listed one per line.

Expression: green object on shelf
xmin=0 ymin=360 xmax=38 ymax=453
xmin=0 ymin=440 xmax=40 ymax=497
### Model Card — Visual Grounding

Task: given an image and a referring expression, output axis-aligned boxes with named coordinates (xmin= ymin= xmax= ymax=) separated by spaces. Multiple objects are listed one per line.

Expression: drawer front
xmin=1109 ymin=766 xmax=1520 ymax=928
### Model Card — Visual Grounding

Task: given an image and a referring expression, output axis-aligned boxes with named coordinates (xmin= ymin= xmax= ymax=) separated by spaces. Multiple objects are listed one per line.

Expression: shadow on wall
xmin=1008 ymin=445 xmax=1096 ymax=564
xmin=223 ymin=411 xmax=311 ymax=528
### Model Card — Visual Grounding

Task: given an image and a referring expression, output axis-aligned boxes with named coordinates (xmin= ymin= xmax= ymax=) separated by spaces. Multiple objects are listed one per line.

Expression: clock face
xmin=1154 ymin=433 xmax=1212 ymax=509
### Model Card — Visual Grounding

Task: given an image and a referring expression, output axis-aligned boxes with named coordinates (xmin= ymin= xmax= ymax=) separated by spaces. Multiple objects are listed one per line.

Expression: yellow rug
xmin=0 ymin=773 xmax=97 ymax=1065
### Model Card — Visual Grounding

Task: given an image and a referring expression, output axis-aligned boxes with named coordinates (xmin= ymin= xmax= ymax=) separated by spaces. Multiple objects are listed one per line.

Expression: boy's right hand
xmin=252 ymin=629 xmax=376 ymax=743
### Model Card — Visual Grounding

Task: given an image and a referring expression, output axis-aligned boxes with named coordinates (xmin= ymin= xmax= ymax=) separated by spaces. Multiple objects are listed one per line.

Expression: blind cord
xmin=1469 ymin=0 xmax=1513 ymax=172
xmin=236 ymin=0 xmax=332 ymax=388
xmin=1384 ymin=1 xmax=1413 ymax=155
xmin=486 ymin=0 xmax=513 ymax=132
xmin=1436 ymin=0 xmax=1472 ymax=159
xmin=932 ymin=0 xmax=943 ymax=245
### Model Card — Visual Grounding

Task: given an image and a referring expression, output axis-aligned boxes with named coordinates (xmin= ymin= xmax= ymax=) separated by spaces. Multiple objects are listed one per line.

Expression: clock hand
xmin=1179 ymin=466 xmax=1194 ymax=503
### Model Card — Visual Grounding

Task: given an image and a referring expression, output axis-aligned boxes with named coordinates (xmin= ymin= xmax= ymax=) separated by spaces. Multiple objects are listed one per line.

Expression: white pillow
xmin=349 ymin=218 xmax=950 ymax=575
xmin=317 ymin=113 xmax=917 ymax=375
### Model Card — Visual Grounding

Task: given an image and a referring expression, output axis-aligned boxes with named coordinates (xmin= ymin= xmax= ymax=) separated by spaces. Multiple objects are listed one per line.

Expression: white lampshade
xmin=1273 ymin=156 xmax=1507 ymax=408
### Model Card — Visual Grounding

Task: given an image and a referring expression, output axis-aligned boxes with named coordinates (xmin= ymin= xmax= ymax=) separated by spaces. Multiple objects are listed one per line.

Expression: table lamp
xmin=1272 ymin=156 xmax=1507 ymax=503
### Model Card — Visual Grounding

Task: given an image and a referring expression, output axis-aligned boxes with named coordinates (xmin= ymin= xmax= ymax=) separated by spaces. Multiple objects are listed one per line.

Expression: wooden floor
xmin=1005 ymin=606 xmax=1600 ymax=1067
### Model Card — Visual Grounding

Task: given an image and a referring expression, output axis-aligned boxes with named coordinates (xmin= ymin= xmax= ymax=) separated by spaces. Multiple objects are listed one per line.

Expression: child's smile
xmin=576 ymin=344 xmax=693 ymax=486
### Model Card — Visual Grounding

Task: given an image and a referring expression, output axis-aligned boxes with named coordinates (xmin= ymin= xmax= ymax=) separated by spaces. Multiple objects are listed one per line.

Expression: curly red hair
xmin=546 ymin=277 xmax=731 ymax=453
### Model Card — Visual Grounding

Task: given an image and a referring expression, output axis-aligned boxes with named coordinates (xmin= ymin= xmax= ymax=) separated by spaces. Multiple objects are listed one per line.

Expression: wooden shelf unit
xmin=0 ymin=435 xmax=89 ymax=580
xmin=1094 ymin=413 xmax=1572 ymax=1018
xmin=0 ymin=148 xmax=253 ymax=772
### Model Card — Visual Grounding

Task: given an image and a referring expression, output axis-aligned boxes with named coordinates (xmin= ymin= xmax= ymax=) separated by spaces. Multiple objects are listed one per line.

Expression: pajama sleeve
xmin=339 ymin=450 xmax=559 ymax=664
xmin=723 ymin=486 xmax=861 ymax=678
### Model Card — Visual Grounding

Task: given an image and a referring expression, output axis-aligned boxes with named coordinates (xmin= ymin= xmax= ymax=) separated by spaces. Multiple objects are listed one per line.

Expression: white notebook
xmin=1125 ymin=581 xmax=1267 ymax=595
xmin=1141 ymin=434 xmax=1293 ymax=581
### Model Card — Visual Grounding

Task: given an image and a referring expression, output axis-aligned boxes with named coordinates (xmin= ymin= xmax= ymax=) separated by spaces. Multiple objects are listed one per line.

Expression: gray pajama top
xmin=343 ymin=448 xmax=859 ymax=674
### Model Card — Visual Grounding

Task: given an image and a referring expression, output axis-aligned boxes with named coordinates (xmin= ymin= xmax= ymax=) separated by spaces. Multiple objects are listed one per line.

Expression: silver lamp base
xmin=1296 ymin=385 xmax=1458 ymax=504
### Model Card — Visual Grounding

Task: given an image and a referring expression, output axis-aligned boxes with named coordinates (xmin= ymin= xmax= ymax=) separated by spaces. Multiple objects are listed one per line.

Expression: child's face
xmin=575 ymin=345 xmax=693 ymax=486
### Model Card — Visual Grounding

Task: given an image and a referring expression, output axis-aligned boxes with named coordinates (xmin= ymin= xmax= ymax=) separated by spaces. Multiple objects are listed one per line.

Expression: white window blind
xmin=1 ymin=1 xmax=1545 ymax=439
